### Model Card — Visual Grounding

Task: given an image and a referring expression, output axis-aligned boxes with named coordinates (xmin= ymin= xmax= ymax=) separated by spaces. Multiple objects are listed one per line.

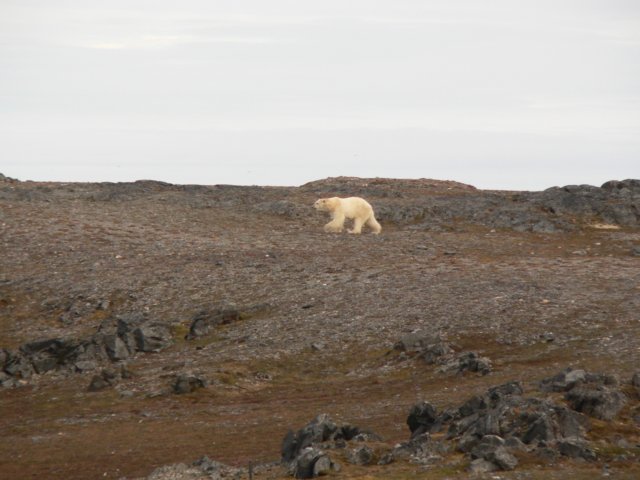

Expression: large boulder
xmin=566 ymin=386 xmax=626 ymax=421
xmin=134 ymin=324 xmax=172 ymax=353
xmin=407 ymin=401 xmax=440 ymax=437
xmin=20 ymin=338 xmax=84 ymax=374
xmin=292 ymin=447 xmax=337 ymax=479
xmin=172 ymin=374 xmax=206 ymax=394
xmin=541 ymin=368 xmax=626 ymax=420
xmin=103 ymin=334 xmax=131 ymax=361
xmin=346 ymin=445 xmax=374 ymax=465
xmin=539 ymin=368 xmax=587 ymax=392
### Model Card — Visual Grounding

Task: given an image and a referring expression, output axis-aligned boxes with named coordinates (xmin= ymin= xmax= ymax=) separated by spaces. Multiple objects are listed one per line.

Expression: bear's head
xmin=313 ymin=197 xmax=339 ymax=212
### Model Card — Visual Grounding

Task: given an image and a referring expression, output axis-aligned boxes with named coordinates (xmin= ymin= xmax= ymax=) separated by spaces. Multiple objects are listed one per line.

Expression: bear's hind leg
xmin=365 ymin=216 xmax=382 ymax=234
xmin=348 ymin=217 xmax=364 ymax=234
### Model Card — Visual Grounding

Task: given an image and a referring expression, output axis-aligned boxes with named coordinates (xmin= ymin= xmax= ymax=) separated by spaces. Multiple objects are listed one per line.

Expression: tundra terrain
xmin=0 ymin=175 xmax=639 ymax=479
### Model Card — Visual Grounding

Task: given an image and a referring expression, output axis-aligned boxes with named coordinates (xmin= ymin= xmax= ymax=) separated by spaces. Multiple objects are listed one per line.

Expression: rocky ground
xmin=0 ymin=174 xmax=639 ymax=479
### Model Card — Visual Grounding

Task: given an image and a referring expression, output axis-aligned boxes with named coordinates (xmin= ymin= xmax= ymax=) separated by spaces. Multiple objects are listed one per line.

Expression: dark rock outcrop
xmin=1 ymin=313 xmax=172 ymax=387
xmin=406 ymin=380 xmax=595 ymax=471
xmin=291 ymin=447 xmax=338 ymax=479
xmin=346 ymin=445 xmax=374 ymax=465
xmin=407 ymin=401 xmax=440 ymax=437
xmin=566 ymin=386 xmax=626 ymax=421
xmin=185 ymin=304 xmax=270 ymax=340
xmin=172 ymin=374 xmax=206 ymax=394
xmin=436 ymin=351 xmax=492 ymax=376
xmin=387 ymin=432 xmax=450 ymax=465
xmin=540 ymin=368 xmax=626 ymax=420
xmin=281 ymin=414 xmax=380 ymax=464
xmin=87 ymin=365 xmax=131 ymax=392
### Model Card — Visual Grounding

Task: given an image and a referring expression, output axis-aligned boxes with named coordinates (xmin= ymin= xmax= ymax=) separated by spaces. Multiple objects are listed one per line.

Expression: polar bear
xmin=313 ymin=197 xmax=382 ymax=234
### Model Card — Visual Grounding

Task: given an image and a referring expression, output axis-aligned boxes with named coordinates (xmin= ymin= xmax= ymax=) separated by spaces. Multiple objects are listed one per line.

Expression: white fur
xmin=313 ymin=197 xmax=382 ymax=234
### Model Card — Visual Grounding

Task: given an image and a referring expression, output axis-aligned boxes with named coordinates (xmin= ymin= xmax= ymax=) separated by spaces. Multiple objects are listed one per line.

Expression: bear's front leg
xmin=324 ymin=213 xmax=345 ymax=233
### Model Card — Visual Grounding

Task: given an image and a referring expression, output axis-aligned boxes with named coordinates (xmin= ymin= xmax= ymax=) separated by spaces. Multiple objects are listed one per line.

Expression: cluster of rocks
xmin=401 ymin=367 xmax=636 ymax=473
xmin=0 ymin=313 xmax=172 ymax=387
xmin=280 ymin=369 xmax=636 ymax=477
xmin=539 ymin=368 xmax=627 ymax=420
xmin=407 ymin=380 xmax=596 ymax=472
xmin=87 ymin=364 xmax=133 ymax=392
xmin=281 ymin=414 xmax=382 ymax=478
xmin=395 ymin=331 xmax=492 ymax=376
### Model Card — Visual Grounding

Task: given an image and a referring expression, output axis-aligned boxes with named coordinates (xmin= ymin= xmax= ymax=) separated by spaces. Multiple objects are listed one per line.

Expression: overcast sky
xmin=1 ymin=0 xmax=638 ymax=190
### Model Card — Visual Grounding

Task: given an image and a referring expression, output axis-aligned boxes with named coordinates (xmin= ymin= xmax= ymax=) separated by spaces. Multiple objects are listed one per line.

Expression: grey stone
xmin=504 ymin=436 xmax=527 ymax=452
xmin=584 ymin=372 xmax=619 ymax=387
xmin=20 ymin=338 xmax=85 ymax=373
xmin=74 ymin=360 xmax=98 ymax=372
xmin=535 ymin=446 xmax=560 ymax=463
xmin=438 ymin=351 xmax=492 ymax=376
xmin=566 ymin=386 xmax=626 ymax=420
xmin=88 ymin=374 xmax=111 ymax=392
xmin=347 ymin=445 xmax=374 ymax=465
xmin=468 ymin=458 xmax=498 ymax=474
xmin=540 ymin=368 xmax=587 ymax=392
xmin=558 ymin=440 xmax=596 ymax=460
xmin=420 ymin=341 xmax=454 ymax=364
xmin=487 ymin=446 xmax=518 ymax=470
xmin=555 ymin=408 xmax=588 ymax=440
xmin=293 ymin=447 xmax=323 ymax=479
xmin=470 ymin=435 xmax=505 ymax=459
xmin=30 ymin=355 xmax=59 ymax=374
xmin=172 ymin=374 xmax=206 ymax=394
xmin=192 ymin=456 xmax=241 ymax=478
xmin=457 ymin=433 xmax=481 ymax=453
xmin=312 ymin=454 xmax=332 ymax=476
xmin=459 ymin=395 xmax=488 ymax=417
xmin=103 ymin=334 xmax=130 ymax=361
xmin=4 ymin=354 xmax=34 ymax=379
xmin=281 ymin=414 xmax=377 ymax=463
xmin=487 ymin=381 xmax=523 ymax=403
xmin=87 ymin=368 xmax=121 ymax=392
xmin=134 ymin=324 xmax=172 ymax=352
xmin=407 ymin=401 xmax=438 ymax=437
xmin=522 ymin=415 xmax=555 ymax=444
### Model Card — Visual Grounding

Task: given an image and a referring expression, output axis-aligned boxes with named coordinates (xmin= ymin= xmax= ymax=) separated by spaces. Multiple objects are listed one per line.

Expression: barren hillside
xmin=1 ymin=175 xmax=639 ymax=479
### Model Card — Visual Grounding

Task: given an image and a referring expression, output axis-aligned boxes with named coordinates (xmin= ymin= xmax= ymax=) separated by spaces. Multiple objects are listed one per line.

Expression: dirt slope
xmin=0 ymin=175 xmax=639 ymax=479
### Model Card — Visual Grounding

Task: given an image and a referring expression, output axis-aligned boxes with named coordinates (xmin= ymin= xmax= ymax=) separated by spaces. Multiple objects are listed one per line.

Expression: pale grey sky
xmin=1 ymin=0 xmax=639 ymax=190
